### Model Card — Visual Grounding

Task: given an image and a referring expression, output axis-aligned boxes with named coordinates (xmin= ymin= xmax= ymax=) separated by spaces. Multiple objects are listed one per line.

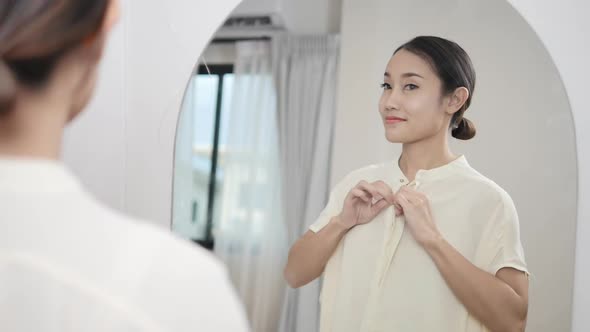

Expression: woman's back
xmin=0 ymin=158 xmax=249 ymax=331
xmin=0 ymin=1 xmax=249 ymax=330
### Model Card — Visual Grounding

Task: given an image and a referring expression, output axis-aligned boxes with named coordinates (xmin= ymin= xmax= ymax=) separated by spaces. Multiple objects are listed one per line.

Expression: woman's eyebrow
xmin=384 ymin=72 xmax=425 ymax=79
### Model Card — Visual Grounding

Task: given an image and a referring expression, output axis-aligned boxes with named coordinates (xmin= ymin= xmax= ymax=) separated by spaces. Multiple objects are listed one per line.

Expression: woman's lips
xmin=385 ymin=116 xmax=407 ymax=124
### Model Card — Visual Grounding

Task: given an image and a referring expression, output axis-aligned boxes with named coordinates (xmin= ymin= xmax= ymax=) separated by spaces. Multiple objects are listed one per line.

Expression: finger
xmin=371 ymin=198 xmax=390 ymax=215
xmin=349 ymin=188 xmax=371 ymax=202
xmin=391 ymin=193 xmax=403 ymax=211
xmin=394 ymin=203 xmax=403 ymax=216
xmin=393 ymin=201 xmax=403 ymax=213
xmin=351 ymin=188 xmax=371 ymax=203
xmin=396 ymin=192 xmax=411 ymax=209
xmin=407 ymin=195 xmax=424 ymax=207
xmin=396 ymin=185 xmax=408 ymax=197
xmin=372 ymin=181 xmax=396 ymax=204
xmin=398 ymin=185 xmax=414 ymax=195
xmin=357 ymin=182 xmax=381 ymax=201
xmin=398 ymin=187 xmax=423 ymax=206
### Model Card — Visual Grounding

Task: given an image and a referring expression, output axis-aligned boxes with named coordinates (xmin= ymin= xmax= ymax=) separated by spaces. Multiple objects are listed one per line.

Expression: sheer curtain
xmin=274 ymin=35 xmax=341 ymax=332
xmin=215 ymin=35 xmax=340 ymax=332
xmin=214 ymin=41 xmax=288 ymax=332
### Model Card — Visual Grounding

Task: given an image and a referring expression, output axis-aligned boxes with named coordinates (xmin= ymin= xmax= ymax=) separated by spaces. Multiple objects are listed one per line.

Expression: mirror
xmin=172 ymin=0 xmax=577 ymax=331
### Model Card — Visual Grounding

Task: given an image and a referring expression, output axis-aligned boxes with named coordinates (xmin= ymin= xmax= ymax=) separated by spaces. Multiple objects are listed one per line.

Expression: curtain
xmin=214 ymin=41 xmax=288 ymax=332
xmin=215 ymin=35 xmax=340 ymax=332
xmin=274 ymin=35 xmax=341 ymax=332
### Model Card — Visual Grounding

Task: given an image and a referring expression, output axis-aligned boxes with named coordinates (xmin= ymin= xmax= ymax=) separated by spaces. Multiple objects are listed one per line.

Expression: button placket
xmin=378 ymin=215 xmax=405 ymax=287
xmin=362 ymin=174 xmax=421 ymax=331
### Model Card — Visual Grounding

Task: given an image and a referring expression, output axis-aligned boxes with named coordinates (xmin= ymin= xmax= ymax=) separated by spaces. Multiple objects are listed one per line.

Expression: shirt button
xmin=400 ymin=179 xmax=405 ymax=183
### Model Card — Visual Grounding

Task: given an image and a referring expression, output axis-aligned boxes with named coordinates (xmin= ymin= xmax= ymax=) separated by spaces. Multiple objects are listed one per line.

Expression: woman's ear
xmin=103 ymin=0 xmax=121 ymax=33
xmin=82 ymin=0 xmax=120 ymax=50
xmin=446 ymin=87 xmax=469 ymax=115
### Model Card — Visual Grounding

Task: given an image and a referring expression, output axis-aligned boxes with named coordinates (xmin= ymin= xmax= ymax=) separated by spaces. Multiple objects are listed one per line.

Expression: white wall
xmin=281 ymin=0 xmax=341 ymax=34
xmin=63 ymin=0 xmax=242 ymax=227
xmin=234 ymin=0 xmax=342 ymax=34
xmin=503 ymin=1 xmax=590 ymax=331
xmin=62 ymin=18 xmax=126 ymax=211
xmin=334 ymin=0 xmax=576 ymax=330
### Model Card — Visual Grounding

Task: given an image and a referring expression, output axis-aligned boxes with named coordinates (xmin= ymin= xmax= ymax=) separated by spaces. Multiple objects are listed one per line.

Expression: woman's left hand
xmin=395 ymin=186 xmax=442 ymax=248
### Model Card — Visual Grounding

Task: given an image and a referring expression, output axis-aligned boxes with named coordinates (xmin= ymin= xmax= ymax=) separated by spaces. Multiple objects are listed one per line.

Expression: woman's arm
xmin=426 ymin=236 xmax=528 ymax=332
xmin=396 ymin=186 xmax=528 ymax=332
xmin=284 ymin=180 xmax=398 ymax=288
xmin=284 ymin=217 xmax=350 ymax=288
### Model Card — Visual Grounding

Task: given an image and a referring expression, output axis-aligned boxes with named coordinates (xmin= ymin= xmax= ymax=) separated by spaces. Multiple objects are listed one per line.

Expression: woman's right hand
xmin=336 ymin=180 xmax=402 ymax=230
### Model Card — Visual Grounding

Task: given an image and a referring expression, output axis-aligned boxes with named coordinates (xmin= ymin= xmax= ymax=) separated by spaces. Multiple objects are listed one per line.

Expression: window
xmin=173 ymin=64 xmax=234 ymax=250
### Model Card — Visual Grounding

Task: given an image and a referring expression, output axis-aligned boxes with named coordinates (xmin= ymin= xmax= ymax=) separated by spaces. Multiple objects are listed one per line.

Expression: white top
xmin=0 ymin=158 xmax=250 ymax=332
xmin=310 ymin=156 xmax=528 ymax=332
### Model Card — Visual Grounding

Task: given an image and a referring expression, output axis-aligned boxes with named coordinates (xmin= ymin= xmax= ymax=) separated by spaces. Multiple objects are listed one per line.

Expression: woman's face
xmin=379 ymin=49 xmax=454 ymax=144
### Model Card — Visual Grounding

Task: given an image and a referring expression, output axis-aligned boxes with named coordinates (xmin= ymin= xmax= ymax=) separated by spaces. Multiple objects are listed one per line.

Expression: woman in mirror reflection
xmin=285 ymin=36 xmax=529 ymax=332
xmin=0 ymin=1 xmax=249 ymax=331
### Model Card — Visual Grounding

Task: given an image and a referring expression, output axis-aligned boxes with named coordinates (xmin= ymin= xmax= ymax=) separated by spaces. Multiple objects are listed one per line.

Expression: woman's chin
xmin=384 ymin=131 xmax=406 ymax=144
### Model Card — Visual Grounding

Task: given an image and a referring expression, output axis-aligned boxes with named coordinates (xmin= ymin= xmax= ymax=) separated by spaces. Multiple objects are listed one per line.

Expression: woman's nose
xmin=385 ymin=88 xmax=401 ymax=111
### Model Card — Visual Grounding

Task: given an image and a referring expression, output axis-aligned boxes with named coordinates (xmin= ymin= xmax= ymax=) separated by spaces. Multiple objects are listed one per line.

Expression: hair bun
xmin=0 ymin=60 xmax=17 ymax=114
xmin=452 ymin=117 xmax=476 ymax=140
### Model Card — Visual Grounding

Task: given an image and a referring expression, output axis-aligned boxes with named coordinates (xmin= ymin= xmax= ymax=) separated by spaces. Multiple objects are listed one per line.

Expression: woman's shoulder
xmin=78 ymin=193 xmax=227 ymax=273
xmin=458 ymin=166 xmax=515 ymax=207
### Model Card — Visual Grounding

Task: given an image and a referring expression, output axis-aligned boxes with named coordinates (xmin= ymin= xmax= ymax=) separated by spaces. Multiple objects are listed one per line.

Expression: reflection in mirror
xmin=173 ymin=0 xmax=341 ymax=330
xmin=174 ymin=64 xmax=234 ymax=249
xmin=172 ymin=0 xmax=577 ymax=331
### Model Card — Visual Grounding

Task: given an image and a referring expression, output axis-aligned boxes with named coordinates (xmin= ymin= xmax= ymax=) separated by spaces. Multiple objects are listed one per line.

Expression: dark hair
xmin=394 ymin=36 xmax=477 ymax=140
xmin=0 ymin=0 xmax=109 ymax=114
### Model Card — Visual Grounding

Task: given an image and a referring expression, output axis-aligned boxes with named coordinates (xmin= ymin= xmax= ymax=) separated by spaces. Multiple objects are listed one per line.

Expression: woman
xmin=0 ymin=1 xmax=248 ymax=331
xmin=284 ymin=36 xmax=529 ymax=332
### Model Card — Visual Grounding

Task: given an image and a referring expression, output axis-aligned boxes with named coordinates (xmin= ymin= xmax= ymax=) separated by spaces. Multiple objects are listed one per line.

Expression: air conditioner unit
xmin=214 ymin=0 xmax=288 ymax=40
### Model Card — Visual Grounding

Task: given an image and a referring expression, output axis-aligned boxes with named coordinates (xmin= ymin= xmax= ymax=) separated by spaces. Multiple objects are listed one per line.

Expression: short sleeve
xmin=309 ymin=175 xmax=351 ymax=233
xmin=481 ymin=193 xmax=529 ymax=276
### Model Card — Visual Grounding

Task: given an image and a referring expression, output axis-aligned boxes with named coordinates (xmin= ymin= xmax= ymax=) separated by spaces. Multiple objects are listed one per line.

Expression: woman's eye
xmin=405 ymin=84 xmax=418 ymax=90
xmin=381 ymin=83 xmax=392 ymax=90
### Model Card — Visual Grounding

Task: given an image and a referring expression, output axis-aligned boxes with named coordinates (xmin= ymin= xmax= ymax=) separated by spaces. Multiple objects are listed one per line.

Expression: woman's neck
xmin=399 ymin=132 xmax=458 ymax=181
xmin=0 ymin=94 xmax=68 ymax=160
